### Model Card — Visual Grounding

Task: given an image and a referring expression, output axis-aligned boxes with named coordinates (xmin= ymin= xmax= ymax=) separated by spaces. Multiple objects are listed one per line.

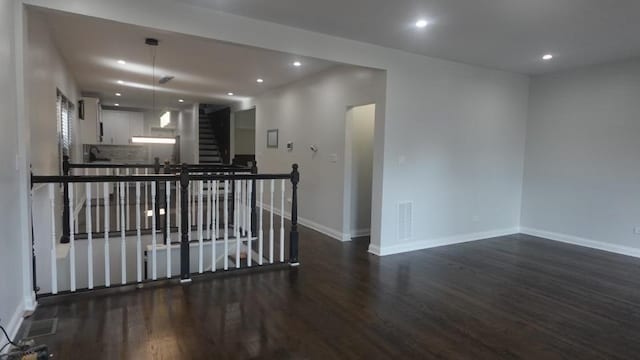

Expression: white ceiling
xmin=39 ymin=8 xmax=338 ymax=110
xmin=175 ymin=0 xmax=640 ymax=75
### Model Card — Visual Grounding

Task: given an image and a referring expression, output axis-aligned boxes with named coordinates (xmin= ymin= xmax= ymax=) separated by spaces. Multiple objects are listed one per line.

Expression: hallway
xmin=28 ymin=228 xmax=640 ymax=359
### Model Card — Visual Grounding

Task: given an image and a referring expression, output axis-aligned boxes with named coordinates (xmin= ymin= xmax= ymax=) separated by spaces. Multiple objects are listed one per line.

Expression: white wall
xmin=234 ymin=108 xmax=255 ymax=155
xmin=521 ymin=59 xmax=640 ymax=253
xmin=346 ymin=104 xmax=375 ymax=238
xmin=79 ymin=97 xmax=99 ymax=145
xmin=26 ymin=8 xmax=81 ymax=174
xmin=25 ymin=8 xmax=87 ymax=239
xmin=21 ymin=0 xmax=530 ymax=256
xmin=0 ymin=0 xmax=29 ymax=344
xmin=178 ymin=103 xmax=199 ymax=163
xmin=250 ymin=65 xmax=386 ymax=241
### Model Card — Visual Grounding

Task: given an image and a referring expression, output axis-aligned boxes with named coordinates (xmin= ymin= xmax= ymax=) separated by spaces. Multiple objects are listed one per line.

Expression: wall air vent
xmin=158 ymin=75 xmax=174 ymax=84
xmin=398 ymin=201 xmax=413 ymax=241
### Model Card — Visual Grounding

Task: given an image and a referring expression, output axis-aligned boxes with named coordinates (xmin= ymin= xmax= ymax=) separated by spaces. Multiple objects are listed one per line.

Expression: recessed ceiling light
xmin=256 ymin=78 xmax=264 ymax=83
xmin=542 ymin=54 xmax=553 ymax=60
xmin=115 ymin=92 xmax=121 ymax=96
xmin=227 ymin=92 xmax=234 ymax=96
xmin=114 ymin=103 xmax=120 ymax=106
xmin=117 ymin=59 xmax=126 ymax=65
xmin=415 ymin=19 xmax=428 ymax=28
xmin=117 ymin=80 xmax=124 ymax=84
xmin=178 ymin=99 xmax=184 ymax=103
xmin=293 ymin=61 xmax=302 ymax=67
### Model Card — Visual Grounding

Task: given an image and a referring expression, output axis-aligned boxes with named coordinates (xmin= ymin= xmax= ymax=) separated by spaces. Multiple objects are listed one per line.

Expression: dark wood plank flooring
xmin=28 ymin=230 xmax=640 ymax=359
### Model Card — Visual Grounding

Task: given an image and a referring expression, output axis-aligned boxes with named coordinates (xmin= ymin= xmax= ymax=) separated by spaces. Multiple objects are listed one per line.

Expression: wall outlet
xmin=634 ymin=227 xmax=640 ymax=235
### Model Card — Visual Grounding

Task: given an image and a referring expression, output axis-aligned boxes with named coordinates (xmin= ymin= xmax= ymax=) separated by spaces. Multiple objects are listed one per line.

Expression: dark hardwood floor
xmin=27 ymin=228 xmax=640 ymax=359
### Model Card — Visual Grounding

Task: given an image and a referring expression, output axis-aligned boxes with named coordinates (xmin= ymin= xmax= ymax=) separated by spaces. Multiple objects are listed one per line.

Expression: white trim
xmin=351 ymin=228 xmax=371 ymax=238
xmin=368 ymin=228 xmax=520 ymax=256
xmin=23 ymin=294 xmax=37 ymax=313
xmin=74 ymin=195 xmax=86 ymax=220
xmin=520 ymin=227 xmax=640 ymax=259
xmin=258 ymin=203 xmax=350 ymax=242
xmin=14 ymin=1 xmax=34 ymax=343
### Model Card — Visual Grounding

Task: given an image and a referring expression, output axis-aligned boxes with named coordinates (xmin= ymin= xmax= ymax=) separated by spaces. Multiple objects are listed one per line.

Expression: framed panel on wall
xmin=267 ymin=129 xmax=279 ymax=148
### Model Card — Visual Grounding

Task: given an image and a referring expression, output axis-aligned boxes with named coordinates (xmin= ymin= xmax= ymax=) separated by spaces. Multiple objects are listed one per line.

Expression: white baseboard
xmin=257 ymin=203 xmax=349 ymax=242
xmin=300 ymin=217 xmax=350 ymax=242
xmin=1 ymin=301 xmax=26 ymax=354
xmin=520 ymin=227 xmax=640 ymax=259
xmin=350 ymin=228 xmax=371 ymax=238
xmin=368 ymin=227 xmax=520 ymax=256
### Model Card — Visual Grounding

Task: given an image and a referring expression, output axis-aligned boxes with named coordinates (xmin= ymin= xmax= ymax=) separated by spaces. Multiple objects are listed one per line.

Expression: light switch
xmin=329 ymin=154 xmax=338 ymax=163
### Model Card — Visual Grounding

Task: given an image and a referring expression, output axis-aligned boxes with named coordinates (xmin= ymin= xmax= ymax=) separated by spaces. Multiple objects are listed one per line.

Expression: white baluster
xmin=49 ymin=184 xmax=58 ymax=294
xmin=136 ymin=181 xmax=142 ymax=283
xmin=68 ymin=183 xmax=76 ymax=292
xmin=191 ymin=181 xmax=196 ymax=230
xmin=269 ymin=179 xmax=274 ymax=264
xmin=166 ymin=180 xmax=171 ymax=278
xmin=144 ymin=168 xmax=149 ymax=229
xmin=95 ymin=168 xmax=100 ymax=233
xmin=213 ymin=179 xmax=218 ymax=240
xmin=86 ymin=182 xmax=94 ymax=290
xmin=280 ymin=179 xmax=285 ymax=263
xmin=247 ymin=180 xmax=253 ymax=267
xmin=206 ymin=179 xmax=212 ymax=241
xmin=151 ymin=182 xmax=157 ymax=280
xmin=115 ymin=169 xmax=120 ymax=231
xmin=103 ymin=182 xmax=110 ymax=287
xmin=125 ymin=169 xmax=130 ymax=230
xmin=211 ymin=179 xmax=217 ymax=272
xmin=258 ymin=180 xmax=263 ymax=266
xmin=236 ymin=180 xmax=244 ymax=238
xmin=120 ymin=182 xmax=126 ymax=285
xmin=224 ymin=180 xmax=229 ymax=270
xmin=198 ymin=180 xmax=204 ymax=273
xmin=177 ymin=180 xmax=181 ymax=242
xmin=235 ymin=180 xmax=240 ymax=268
xmin=246 ymin=180 xmax=251 ymax=236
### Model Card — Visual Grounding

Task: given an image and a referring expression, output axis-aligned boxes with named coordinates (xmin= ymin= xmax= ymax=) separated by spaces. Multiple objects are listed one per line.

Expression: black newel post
xmin=30 ymin=170 xmax=39 ymax=293
xmin=153 ymin=157 xmax=161 ymax=230
xmin=250 ymin=161 xmax=258 ymax=235
xmin=289 ymin=164 xmax=300 ymax=266
xmin=61 ymin=155 xmax=70 ymax=243
xmin=179 ymin=164 xmax=191 ymax=282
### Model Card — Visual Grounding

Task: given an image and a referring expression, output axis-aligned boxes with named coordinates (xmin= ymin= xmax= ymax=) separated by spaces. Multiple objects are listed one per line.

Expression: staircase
xmin=199 ymin=118 xmax=223 ymax=165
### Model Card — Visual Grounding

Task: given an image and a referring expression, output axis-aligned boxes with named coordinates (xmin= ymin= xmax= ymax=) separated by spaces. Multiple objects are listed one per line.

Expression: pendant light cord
xmin=151 ymin=45 xmax=157 ymax=118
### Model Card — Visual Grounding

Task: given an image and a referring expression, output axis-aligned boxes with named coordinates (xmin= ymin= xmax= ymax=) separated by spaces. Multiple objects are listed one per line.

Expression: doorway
xmin=344 ymin=104 xmax=375 ymax=242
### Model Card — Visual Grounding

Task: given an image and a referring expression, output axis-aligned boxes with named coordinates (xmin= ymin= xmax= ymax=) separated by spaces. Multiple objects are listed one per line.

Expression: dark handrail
xmin=67 ymin=157 xmax=251 ymax=172
xmin=31 ymin=173 xmax=291 ymax=184
xmin=69 ymin=163 xmax=251 ymax=171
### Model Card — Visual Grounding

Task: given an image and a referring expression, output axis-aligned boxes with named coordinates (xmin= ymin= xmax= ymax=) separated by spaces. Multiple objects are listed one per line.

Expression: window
xmin=57 ymin=90 xmax=75 ymax=174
